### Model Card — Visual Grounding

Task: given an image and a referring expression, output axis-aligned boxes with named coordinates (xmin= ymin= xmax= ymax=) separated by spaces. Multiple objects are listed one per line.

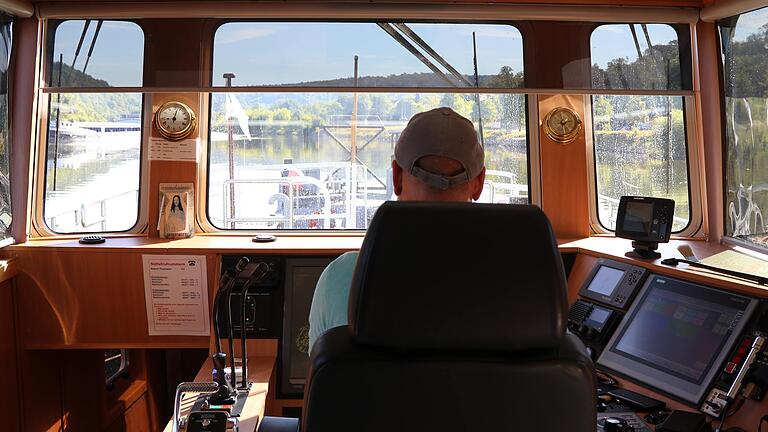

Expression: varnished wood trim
xmin=36 ymin=2 xmax=701 ymax=23
xmin=0 ymin=257 xmax=19 ymax=285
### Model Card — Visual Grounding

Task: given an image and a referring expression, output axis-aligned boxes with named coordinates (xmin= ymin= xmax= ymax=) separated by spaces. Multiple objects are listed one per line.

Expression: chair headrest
xmin=348 ymin=201 xmax=567 ymax=352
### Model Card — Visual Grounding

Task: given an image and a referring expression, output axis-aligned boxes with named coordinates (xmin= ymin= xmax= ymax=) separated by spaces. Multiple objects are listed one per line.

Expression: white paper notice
xmin=142 ymin=255 xmax=210 ymax=336
xmin=148 ymin=137 xmax=198 ymax=161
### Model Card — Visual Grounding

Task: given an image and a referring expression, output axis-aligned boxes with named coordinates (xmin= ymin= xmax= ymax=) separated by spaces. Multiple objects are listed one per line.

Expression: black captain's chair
xmin=303 ymin=202 xmax=596 ymax=432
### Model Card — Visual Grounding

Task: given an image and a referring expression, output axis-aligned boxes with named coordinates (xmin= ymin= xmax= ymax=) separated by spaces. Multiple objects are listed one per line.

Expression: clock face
xmin=544 ymin=107 xmax=582 ymax=144
xmin=154 ymin=101 xmax=196 ymax=141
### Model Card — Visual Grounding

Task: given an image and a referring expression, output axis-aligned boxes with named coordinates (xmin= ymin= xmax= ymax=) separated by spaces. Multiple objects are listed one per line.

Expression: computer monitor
xmin=597 ymin=275 xmax=758 ymax=405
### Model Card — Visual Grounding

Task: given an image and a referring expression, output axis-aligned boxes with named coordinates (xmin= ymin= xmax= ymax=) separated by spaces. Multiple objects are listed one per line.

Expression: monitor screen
xmin=587 ymin=266 xmax=625 ymax=296
xmin=598 ymin=275 xmax=757 ymax=404
xmin=623 ymin=201 xmax=654 ymax=234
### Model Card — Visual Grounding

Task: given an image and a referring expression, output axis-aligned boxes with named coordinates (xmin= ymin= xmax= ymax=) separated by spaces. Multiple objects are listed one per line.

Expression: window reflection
xmin=721 ymin=8 xmax=768 ymax=250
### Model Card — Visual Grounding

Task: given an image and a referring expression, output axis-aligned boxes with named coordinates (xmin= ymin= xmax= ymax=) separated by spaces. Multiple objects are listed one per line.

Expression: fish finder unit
xmin=615 ymin=196 xmax=675 ymax=259
xmin=578 ymin=258 xmax=648 ymax=310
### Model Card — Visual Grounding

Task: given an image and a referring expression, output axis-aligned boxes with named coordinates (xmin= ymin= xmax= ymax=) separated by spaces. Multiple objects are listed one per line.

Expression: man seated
xmin=308 ymin=107 xmax=487 ymax=352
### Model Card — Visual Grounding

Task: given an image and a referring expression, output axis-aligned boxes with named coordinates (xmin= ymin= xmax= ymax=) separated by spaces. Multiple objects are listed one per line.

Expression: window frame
xmin=585 ymin=23 xmax=704 ymax=238
xmin=32 ymin=19 xmax=149 ymax=236
xmin=717 ymin=7 xmax=768 ymax=253
xmin=199 ymin=19 xmax=534 ymax=232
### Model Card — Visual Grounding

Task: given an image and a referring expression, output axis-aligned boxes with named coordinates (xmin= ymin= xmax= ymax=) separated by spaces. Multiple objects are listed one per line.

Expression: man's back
xmin=308 ymin=251 xmax=358 ymax=352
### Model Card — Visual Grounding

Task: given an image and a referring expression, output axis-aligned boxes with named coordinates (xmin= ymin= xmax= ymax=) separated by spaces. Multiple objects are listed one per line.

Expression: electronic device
xmin=597 ymin=412 xmax=652 ymax=432
xmin=606 ymin=388 xmax=665 ymax=411
xmin=615 ymin=196 xmax=675 ymax=259
xmin=579 ymin=259 xmax=649 ymax=309
xmin=701 ymin=335 xmax=765 ymax=416
xmin=186 ymin=411 xmax=237 ymax=432
xmin=568 ymin=300 xmax=621 ymax=358
xmin=598 ymin=275 xmax=758 ymax=405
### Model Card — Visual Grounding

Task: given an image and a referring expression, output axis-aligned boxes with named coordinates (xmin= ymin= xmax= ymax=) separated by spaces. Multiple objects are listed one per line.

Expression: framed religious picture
xmin=159 ymin=183 xmax=194 ymax=239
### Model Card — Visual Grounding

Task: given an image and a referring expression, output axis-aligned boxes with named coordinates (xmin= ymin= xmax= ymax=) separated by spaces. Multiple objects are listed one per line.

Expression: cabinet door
xmin=123 ymin=393 xmax=151 ymax=432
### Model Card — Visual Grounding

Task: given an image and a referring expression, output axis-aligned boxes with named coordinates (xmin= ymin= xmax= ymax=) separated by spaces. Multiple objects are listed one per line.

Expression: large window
xmin=0 ymin=15 xmax=11 ymax=241
xmin=43 ymin=20 xmax=144 ymax=233
xmin=720 ymin=8 xmax=768 ymax=251
xmin=591 ymin=24 xmax=691 ymax=232
xmin=209 ymin=22 xmax=527 ymax=230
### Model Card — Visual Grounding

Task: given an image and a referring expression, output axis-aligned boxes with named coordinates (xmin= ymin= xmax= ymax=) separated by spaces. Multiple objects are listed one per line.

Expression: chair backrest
xmin=303 ymin=202 xmax=595 ymax=432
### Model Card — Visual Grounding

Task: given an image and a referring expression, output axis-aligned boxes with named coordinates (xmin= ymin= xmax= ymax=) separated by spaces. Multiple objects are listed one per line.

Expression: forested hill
xmin=51 ymin=61 xmax=110 ymax=87
xmin=287 ymin=66 xmax=523 ymax=88
xmin=49 ymin=63 xmax=140 ymax=122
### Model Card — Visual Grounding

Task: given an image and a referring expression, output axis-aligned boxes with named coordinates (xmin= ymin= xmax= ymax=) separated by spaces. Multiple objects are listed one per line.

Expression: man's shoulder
xmin=319 ymin=251 xmax=359 ymax=286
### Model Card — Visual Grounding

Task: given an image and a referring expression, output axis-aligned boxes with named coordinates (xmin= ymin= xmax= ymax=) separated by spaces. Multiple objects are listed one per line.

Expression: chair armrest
xmin=257 ymin=416 xmax=300 ymax=432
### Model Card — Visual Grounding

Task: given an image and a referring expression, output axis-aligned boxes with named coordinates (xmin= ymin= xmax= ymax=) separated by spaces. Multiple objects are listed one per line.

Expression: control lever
xmin=173 ymin=382 xmax=219 ymax=432
xmin=210 ymin=257 xmax=249 ymax=404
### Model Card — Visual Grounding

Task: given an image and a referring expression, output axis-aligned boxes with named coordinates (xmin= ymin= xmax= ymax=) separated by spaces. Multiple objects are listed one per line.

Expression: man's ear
xmin=471 ymin=167 xmax=486 ymax=201
xmin=392 ymin=160 xmax=403 ymax=196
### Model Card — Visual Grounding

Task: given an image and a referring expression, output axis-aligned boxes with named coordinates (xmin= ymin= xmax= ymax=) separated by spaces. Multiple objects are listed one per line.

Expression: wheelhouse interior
xmin=1 ymin=0 xmax=768 ymax=431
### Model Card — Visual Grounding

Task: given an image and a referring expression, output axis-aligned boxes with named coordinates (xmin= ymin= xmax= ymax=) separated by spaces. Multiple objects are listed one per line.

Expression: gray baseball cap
xmin=394 ymin=107 xmax=484 ymax=190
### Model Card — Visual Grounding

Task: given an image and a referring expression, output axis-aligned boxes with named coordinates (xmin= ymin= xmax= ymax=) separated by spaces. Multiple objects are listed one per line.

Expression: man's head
xmin=392 ymin=107 xmax=485 ymax=202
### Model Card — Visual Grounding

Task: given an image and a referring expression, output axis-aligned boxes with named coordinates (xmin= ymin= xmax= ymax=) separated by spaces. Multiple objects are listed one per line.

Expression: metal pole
xmin=472 ymin=32 xmax=485 ymax=147
xmin=351 ymin=56 xmax=358 ymax=163
xmin=351 ymin=56 xmax=358 ymax=228
xmin=53 ymin=53 xmax=63 ymax=191
xmin=224 ymin=73 xmax=236 ymax=228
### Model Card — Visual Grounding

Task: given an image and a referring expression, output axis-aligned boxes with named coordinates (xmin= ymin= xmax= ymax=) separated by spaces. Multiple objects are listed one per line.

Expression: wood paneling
xmin=522 ymin=22 xmax=594 ymax=89
xmin=0 ymin=280 xmax=20 ymax=432
xmin=10 ymin=16 xmax=40 ymax=242
xmin=13 ymin=249 xmax=212 ymax=347
xmin=539 ymin=94 xmax=591 ymax=238
xmin=696 ymin=21 xmax=725 ymax=241
xmin=124 ymin=393 xmax=152 ymax=432
xmin=148 ymin=93 xmax=201 ymax=238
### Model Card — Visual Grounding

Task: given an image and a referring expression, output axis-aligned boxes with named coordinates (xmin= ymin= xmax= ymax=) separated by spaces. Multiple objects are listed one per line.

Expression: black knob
xmin=603 ymin=417 xmax=632 ymax=432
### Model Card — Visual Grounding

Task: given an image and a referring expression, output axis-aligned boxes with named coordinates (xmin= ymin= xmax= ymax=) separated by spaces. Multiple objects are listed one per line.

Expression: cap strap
xmin=411 ymin=165 xmax=470 ymax=190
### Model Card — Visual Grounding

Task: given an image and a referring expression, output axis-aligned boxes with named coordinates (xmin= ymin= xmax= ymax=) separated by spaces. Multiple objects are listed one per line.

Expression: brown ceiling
xmin=31 ymin=0 xmax=713 ymax=7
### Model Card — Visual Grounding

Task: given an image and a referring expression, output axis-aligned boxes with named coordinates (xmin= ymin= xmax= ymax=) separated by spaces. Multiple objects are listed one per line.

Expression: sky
xmin=212 ymin=22 xmax=524 ymax=86
xmin=53 ymin=20 xmax=144 ymax=87
xmin=731 ymin=7 xmax=768 ymax=41
xmin=51 ymin=20 xmax=706 ymax=88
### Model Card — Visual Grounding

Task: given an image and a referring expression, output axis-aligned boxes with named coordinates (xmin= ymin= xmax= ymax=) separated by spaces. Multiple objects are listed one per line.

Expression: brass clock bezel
xmin=153 ymin=101 xmax=197 ymax=141
xmin=543 ymin=106 xmax=582 ymax=144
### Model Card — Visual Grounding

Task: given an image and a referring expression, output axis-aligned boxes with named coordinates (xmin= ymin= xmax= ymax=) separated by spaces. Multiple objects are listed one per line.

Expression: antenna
xmin=472 ymin=32 xmax=485 ymax=147
xmin=82 ymin=20 xmax=103 ymax=75
xmin=71 ymin=19 xmax=91 ymax=71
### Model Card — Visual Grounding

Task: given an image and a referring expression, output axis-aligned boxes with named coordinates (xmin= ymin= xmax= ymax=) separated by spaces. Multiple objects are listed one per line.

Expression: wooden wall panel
xmin=697 ymin=21 xmax=724 ymax=241
xmin=13 ymin=249 xmax=213 ymax=348
xmin=10 ymin=17 xmax=40 ymax=242
xmin=0 ymin=280 xmax=20 ymax=432
xmin=539 ymin=94 xmax=591 ymax=238
xmin=147 ymin=93 xmax=201 ymax=238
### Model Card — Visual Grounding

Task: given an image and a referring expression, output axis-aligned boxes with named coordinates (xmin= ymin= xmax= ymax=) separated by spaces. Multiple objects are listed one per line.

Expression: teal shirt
xmin=308 ymin=251 xmax=359 ymax=353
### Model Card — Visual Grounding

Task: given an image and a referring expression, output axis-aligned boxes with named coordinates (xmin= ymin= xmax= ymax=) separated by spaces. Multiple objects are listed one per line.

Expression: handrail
xmin=47 ymin=189 xmax=138 ymax=232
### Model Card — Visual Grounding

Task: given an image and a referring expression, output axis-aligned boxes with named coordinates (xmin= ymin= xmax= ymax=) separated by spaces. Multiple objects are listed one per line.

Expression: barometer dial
xmin=543 ymin=106 xmax=582 ymax=144
xmin=153 ymin=101 xmax=197 ymax=141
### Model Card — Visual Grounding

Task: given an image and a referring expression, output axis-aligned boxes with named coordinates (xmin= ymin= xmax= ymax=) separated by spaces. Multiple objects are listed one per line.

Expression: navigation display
xmin=598 ymin=275 xmax=757 ymax=404
xmin=623 ymin=201 xmax=654 ymax=234
xmin=587 ymin=266 xmax=625 ymax=296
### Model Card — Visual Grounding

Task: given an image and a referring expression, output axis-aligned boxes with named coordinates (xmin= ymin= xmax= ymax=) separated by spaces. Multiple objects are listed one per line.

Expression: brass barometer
xmin=543 ymin=106 xmax=582 ymax=144
xmin=153 ymin=101 xmax=197 ymax=141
